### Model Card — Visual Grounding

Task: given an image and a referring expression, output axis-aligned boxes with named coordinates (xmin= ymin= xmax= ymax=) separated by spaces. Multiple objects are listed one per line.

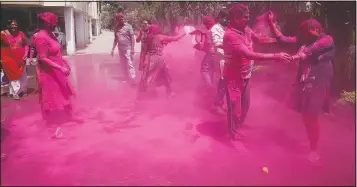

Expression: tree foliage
xmin=100 ymin=1 xmax=356 ymax=93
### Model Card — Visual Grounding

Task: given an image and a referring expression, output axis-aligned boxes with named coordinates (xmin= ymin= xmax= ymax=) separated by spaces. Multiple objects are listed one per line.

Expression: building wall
xmin=1 ymin=1 xmax=102 ymax=55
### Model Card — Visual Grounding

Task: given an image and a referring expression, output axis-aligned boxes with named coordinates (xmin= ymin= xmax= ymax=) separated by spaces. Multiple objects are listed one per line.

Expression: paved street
xmin=1 ymin=30 xmax=355 ymax=186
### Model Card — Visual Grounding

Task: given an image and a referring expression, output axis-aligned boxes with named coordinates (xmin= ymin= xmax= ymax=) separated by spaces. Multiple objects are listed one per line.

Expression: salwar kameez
xmin=0 ymin=30 xmax=28 ymax=98
xmin=139 ymin=36 xmax=172 ymax=95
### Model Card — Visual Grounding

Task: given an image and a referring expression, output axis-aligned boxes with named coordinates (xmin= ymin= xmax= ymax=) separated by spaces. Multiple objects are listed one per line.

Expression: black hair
xmin=142 ymin=19 xmax=151 ymax=25
xmin=7 ymin=19 xmax=18 ymax=27
xmin=218 ymin=8 xmax=229 ymax=19
xmin=229 ymin=3 xmax=249 ymax=20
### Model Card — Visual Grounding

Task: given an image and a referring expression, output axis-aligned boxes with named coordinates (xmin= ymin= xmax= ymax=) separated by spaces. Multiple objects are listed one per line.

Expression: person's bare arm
xmin=21 ymin=32 xmax=29 ymax=60
xmin=131 ymin=34 xmax=135 ymax=52
xmin=226 ymin=33 xmax=290 ymax=62
xmin=250 ymin=28 xmax=278 ymax=44
xmin=111 ymin=31 xmax=118 ymax=51
xmin=291 ymin=35 xmax=334 ymax=61
xmin=128 ymin=25 xmax=135 ymax=54
xmin=161 ymin=33 xmax=186 ymax=43
xmin=267 ymin=13 xmax=297 ymax=44
xmin=136 ymin=30 xmax=142 ymax=43
xmin=29 ymin=48 xmax=34 ymax=60
xmin=35 ymin=37 xmax=68 ymax=73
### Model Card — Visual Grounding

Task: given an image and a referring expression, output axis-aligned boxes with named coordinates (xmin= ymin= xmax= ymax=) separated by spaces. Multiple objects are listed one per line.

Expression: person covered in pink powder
xmin=136 ymin=19 xmax=151 ymax=72
xmin=223 ymin=3 xmax=292 ymax=144
xmin=268 ymin=12 xmax=335 ymax=163
xmin=138 ymin=24 xmax=186 ymax=99
xmin=33 ymin=12 xmax=81 ymax=138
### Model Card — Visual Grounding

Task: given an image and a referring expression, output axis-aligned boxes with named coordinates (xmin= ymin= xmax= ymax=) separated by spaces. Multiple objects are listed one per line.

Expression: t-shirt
xmin=208 ymin=23 xmax=225 ymax=56
xmin=223 ymin=26 xmax=254 ymax=80
xmin=114 ymin=23 xmax=134 ymax=50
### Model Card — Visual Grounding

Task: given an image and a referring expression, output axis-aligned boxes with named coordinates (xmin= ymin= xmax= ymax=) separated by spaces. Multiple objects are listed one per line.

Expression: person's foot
xmin=51 ymin=127 xmax=63 ymax=139
xmin=12 ymin=94 xmax=20 ymax=100
xmin=230 ymin=136 xmax=248 ymax=153
xmin=211 ymin=105 xmax=226 ymax=116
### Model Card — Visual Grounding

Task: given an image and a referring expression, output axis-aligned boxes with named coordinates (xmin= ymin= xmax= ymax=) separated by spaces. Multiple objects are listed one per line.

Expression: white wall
xmin=64 ymin=7 xmax=76 ymax=55
xmin=75 ymin=12 xmax=85 ymax=48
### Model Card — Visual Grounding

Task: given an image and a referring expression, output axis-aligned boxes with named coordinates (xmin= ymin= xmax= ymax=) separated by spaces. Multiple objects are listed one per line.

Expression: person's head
xmin=38 ymin=12 xmax=58 ymax=31
xmin=202 ymin=16 xmax=215 ymax=30
xmin=148 ymin=24 xmax=161 ymax=35
xmin=116 ymin=13 xmax=125 ymax=26
xmin=217 ymin=8 xmax=229 ymax=27
xmin=228 ymin=3 xmax=250 ymax=29
xmin=298 ymin=18 xmax=324 ymax=43
xmin=7 ymin=19 xmax=19 ymax=33
xmin=141 ymin=19 xmax=151 ymax=31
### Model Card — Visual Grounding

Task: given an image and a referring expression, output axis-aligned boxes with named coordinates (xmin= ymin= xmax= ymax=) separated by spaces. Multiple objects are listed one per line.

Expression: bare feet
xmin=51 ymin=127 xmax=63 ymax=139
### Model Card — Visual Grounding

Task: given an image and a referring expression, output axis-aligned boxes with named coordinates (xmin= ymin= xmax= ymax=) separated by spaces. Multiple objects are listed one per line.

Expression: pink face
xmin=116 ymin=16 xmax=124 ymax=25
xmin=300 ymin=27 xmax=320 ymax=42
xmin=308 ymin=27 xmax=320 ymax=37
xmin=8 ymin=20 xmax=19 ymax=32
xmin=234 ymin=11 xmax=250 ymax=28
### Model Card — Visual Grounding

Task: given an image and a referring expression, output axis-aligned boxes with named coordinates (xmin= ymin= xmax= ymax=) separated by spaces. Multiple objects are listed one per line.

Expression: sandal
xmin=12 ymin=94 xmax=20 ymax=100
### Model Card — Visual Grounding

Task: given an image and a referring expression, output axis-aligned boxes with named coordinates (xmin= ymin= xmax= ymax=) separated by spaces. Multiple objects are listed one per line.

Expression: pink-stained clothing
xmin=33 ymin=30 xmax=72 ymax=111
xmin=223 ymin=25 xmax=254 ymax=81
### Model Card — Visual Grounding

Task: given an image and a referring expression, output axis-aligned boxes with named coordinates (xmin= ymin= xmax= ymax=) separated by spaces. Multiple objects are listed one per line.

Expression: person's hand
xmin=193 ymin=43 xmax=202 ymax=50
xmin=130 ymin=49 xmax=135 ymax=57
xmin=29 ymin=58 xmax=33 ymax=65
xmin=111 ymin=49 xmax=114 ymax=57
xmin=64 ymin=61 xmax=71 ymax=73
xmin=61 ymin=66 xmax=70 ymax=76
xmin=71 ymin=89 xmax=77 ymax=98
xmin=274 ymin=52 xmax=292 ymax=63
xmin=267 ymin=11 xmax=274 ymax=23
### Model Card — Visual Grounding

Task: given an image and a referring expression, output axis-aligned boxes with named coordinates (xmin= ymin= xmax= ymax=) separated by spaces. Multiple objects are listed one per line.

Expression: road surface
xmin=1 ymin=31 xmax=355 ymax=186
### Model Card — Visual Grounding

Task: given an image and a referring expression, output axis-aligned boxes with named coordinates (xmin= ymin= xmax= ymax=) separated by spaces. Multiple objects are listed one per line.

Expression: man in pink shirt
xmin=223 ymin=3 xmax=291 ymax=141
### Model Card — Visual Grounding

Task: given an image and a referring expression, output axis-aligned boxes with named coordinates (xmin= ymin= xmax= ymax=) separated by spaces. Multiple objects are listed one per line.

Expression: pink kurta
xmin=33 ymin=30 xmax=72 ymax=111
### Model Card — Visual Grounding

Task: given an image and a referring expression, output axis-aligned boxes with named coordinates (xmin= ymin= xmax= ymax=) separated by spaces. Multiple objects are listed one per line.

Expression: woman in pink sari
xmin=33 ymin=12 xmax=79 ymax=137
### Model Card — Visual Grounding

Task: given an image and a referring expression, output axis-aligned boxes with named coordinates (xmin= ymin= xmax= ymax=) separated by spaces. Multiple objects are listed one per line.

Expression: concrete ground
xmin=1 ymin=31 xmax=355 ymax=186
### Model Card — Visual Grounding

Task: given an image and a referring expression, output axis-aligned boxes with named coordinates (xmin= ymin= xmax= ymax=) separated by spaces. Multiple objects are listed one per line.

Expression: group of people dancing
xmin=1 ymin=3 xmax=335 ymax=163
xmin=116 ymin=3 xmax=334 ymax=163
